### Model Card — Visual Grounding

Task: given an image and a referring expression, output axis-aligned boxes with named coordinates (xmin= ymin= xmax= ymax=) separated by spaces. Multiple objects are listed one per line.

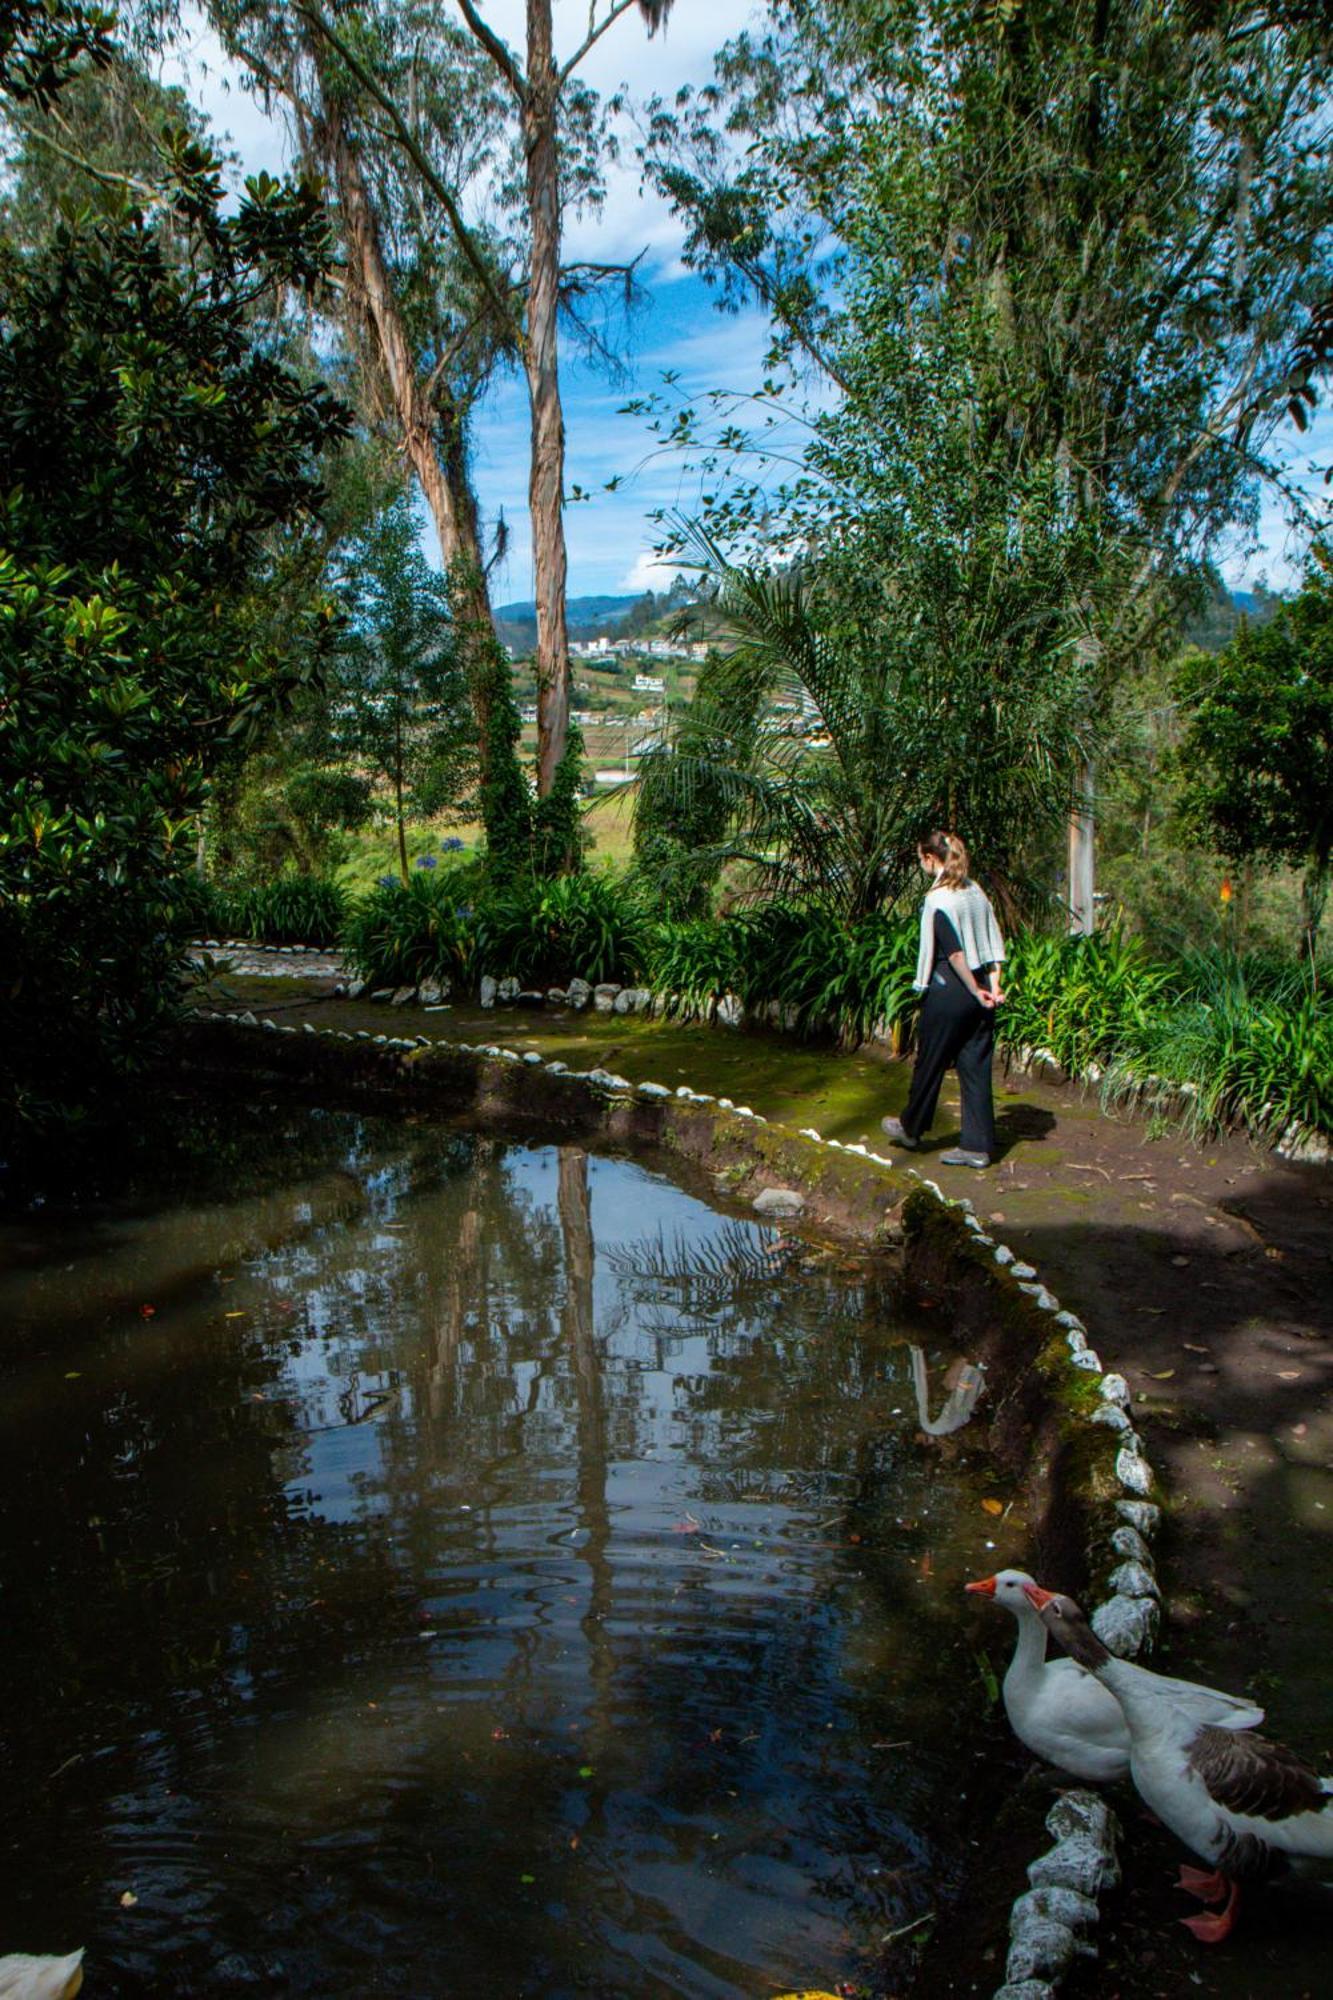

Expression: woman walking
xmin=881 ymin=831 xmax=1006 ymax=1169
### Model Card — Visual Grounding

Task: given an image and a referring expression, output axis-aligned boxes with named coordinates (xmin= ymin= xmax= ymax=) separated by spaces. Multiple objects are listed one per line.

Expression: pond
xmin=0 ymin=1101 xmax=1021 ymax=1997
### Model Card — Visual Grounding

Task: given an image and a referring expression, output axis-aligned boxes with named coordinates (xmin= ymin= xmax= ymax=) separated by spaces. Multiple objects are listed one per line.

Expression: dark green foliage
xmin=0 ymin=120 xmax=346 ymax=1143
xmin=341 ymin=871 xmax=477 ymax=988
xmin=649 ymin=903 xmax=918 ymax=1044
xmin=636 ymin=529 xmax=1095 ymax=918
xmin=237 ymin=877 xmax=349 ymax=946
xmin=531 ymin=723 xmax=588 ymax=880
xmin=454 ymin=589 xmax=534 ymax=880
xmin=997 ymin=931 xmax=1176 ymax=1076
xmin=1176 ymin=569 xmax=1333 ymax=946
xmin=0 ymin=0 xmax=113 ymax=108
xmin=475 ymin=870 xmax=650 ymax=986
xmin=331 ymin=497 xmax=475 ymax=882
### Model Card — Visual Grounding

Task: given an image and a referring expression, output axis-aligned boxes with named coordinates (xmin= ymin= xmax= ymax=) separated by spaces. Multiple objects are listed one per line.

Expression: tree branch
xmin=295 ymin=0 xmax=522 ymax=351
xmin=559 ymin=0 xmax=644 ymax=87
xmin=454 ymin=0 xmax=527 ymax=100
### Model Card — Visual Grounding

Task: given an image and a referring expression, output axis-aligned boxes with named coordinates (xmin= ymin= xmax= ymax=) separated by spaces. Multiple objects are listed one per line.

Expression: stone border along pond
xmin=191 ymin=938 xmax=1331 ymax=1162
xmin=181 ymin=1007 xmax=1163 ymax=2000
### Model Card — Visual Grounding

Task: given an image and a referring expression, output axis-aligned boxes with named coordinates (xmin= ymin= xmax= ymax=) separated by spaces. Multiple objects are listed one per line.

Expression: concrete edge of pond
xmin=180 ymin=1007 xmax=1158 ymax=2000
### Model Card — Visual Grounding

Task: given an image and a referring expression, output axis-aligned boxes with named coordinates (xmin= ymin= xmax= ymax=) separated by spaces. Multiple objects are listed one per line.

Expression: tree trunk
xmin=1067 ymin=760 xmax=1096 ymax=934
xmin=324 ymin=91 xmax=499 ymax=748
xmin=523 ymin=0 xmax=572 ymax=797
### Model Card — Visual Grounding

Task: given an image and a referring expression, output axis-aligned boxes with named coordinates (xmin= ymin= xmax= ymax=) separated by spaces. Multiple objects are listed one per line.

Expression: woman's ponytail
xmin=921 ymin=828 xmax=970 ymax=889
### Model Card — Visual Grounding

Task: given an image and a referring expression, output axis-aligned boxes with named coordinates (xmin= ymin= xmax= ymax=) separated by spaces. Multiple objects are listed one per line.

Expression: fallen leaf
xmin=981 ymin=1498 xmax=1004 ymax=1516
xmin=224 ymin=1310 xmax=244 ymax=1319
xmin=119 ymin=1890 xmax=138 ymax=1908
xmin=64 ymin=1371 xmax=81 ymax=1380
xmin=1170 ymin=1255 xmax=1191 ymax=1267
xmin=139 ymin=1304 xmax=156 ymax=1319
xmin=1277 ymin=1370 xmax=1301 ymax=1380
xmin=1146 ymin=1369 xmax=1175 ymax=1380
xmin=578 ymin=1765 xmax=594 ymax=1778
xmin=1182 ymin=1342 xmax=1209 ymax=1352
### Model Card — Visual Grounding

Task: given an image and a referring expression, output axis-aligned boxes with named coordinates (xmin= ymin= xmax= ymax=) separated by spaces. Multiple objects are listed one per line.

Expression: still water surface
xmin=0 ymin=1104 xmax=1013 ymax=1996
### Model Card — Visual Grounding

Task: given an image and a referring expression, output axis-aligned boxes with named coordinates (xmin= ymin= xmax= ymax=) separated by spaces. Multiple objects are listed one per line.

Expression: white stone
xmin=1027 ymin=1830 xmax=1120 ymax=1896
xmin=1055 ymin=1310 xmax=1086 ymax=1335
xmin=1090 ymin=1404 xmax=1132 ymax=1432
xmin=1115 ymin=1499 xmax=1160 ymax=1536
xmin=799 ymin=1128 xmax=822 ymax=1142
xmin=1107 ymin=1560 xmax=1159 ymax=1599
xmin=547 ymin=988 xmax=568 ymax=1005
xmin=1092 ymin=1591 xmax=1159 ymax=1657
xmin=637 ymin=1081 xmax=671 ymax=1099
xmin=1099 ymin=1373 xmax=1131 ymax=1408
xmin=1005 ymin=1918 xmax=1084 ymax=1986
xmin=522 ymin=1051 xmax=543 ymax=1066
xmin=613 ymin=988 xmax=635 ymax=1013
xmin=480 ymin=975 xmax=498 ymax=1008
xmin=1064 ymin=1328 xmax=1089 ymax=1355
xmin=593 ymin=985 xmax=619 ymax=1013
xmin=993 ymin=1244 xmax=1015 ymax=1266
xmin=753 ymin=1187 xmax=805 ymax=1217
xmin=717 ymin=1097 xmax=734 ymax=1110
xmin=390 ymin=986 xmax=415 ymax=1006
xmin=716 ymin=992 xmax=744 ymax=1029
xmin=567 ymin=979 xmax=591 ymax=1010
xmin=1115 ymin=1448 xmax=1153 ymax=1496
xmin=545 ymin=1061 xmax=568 ymax=1075
xmin=1110 ymin=1524 xmax=1150 ymax=1565
xmin=1011 ymin=1261 xmax=1037 ymax=1280
xmin=1010 ymin=1885 xmax=1099 ymax=1932
xmin=1045 ymin=1791 xmax=1117 ymax=1848
xmin=1069 ymin=1348 xmax=1103 ymax=1372
xmin=733 ymin=1105 xmax=755 ymax=1119
xmin=497 ymin=976 xmax=520 ymax=1002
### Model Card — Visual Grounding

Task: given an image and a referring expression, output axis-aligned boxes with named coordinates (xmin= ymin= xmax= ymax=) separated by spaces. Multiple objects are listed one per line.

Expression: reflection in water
xmin=910 ymin=1347 xmax=987 ymax=1437
xmin=0 ymin=1108 xmax=1018 ymax=1997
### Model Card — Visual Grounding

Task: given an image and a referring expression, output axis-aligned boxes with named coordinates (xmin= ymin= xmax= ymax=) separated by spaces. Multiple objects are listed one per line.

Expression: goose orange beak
xmin=965 ymin=1576 xmax=997 ymax=1596
xmin=1022 ymin=1582 xmax=1055 ymax=1610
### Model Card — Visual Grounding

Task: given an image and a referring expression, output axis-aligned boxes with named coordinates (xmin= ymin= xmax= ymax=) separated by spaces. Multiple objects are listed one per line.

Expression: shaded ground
xmin=201 ymin=961 xmax=1333 ymax=1997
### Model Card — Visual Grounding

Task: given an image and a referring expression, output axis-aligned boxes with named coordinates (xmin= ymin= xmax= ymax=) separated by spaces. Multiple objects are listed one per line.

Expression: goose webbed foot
xmin=1180 ymin=1876 xmax=1241 ymax=1942
xmin=1176 ymin=1864 xmax=1229 ymax=1906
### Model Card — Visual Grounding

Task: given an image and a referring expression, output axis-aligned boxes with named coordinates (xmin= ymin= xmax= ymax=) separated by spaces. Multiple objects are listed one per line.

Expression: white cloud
xmin=621 ymin=549 xmax=683 ymax=592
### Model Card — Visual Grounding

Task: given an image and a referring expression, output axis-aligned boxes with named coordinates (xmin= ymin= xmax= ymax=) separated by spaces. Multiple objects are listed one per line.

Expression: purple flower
xmin=441 ymin=836 xmax=465 ymax=853
xmin=417 ymin=853 xmax=438 ymax=869
xmin=377 ymin=874 xmax=397 ymax=889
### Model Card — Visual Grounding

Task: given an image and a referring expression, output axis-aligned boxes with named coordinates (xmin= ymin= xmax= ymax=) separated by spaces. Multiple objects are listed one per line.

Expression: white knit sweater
xmin=914 ymin=881 xmax=1007 ymax=991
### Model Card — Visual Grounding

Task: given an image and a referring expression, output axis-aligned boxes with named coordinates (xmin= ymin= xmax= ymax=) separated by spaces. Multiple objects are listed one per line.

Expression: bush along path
xmin=198 ymin=961 xmax=1333 ymax=1995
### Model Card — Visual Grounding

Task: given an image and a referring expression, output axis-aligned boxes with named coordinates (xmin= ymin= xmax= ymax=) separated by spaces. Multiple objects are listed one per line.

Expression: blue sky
xmin=169 ymin=2 xmax=1329 ymax=602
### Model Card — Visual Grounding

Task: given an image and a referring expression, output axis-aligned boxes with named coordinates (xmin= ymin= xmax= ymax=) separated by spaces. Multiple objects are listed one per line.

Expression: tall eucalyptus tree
xmin=641 ymin=0 xmax=1333 ymax=920
xmin=451 ymin=1 xmax=673 ymax=800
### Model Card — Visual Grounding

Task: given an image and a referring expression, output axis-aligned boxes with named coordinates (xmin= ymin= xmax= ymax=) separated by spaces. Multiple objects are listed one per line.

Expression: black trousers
xmin=902 ymin=974 xmax=997 ymax=1156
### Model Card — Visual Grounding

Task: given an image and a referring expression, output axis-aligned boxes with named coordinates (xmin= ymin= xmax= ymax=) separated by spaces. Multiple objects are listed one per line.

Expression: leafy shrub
xmin=647 ymin=903 xmax=918 ymax=1042
xmin=475 ymin=871 xmax=650 ymax=986
xmin=646 ymin=917 xmax=748 ymax=1013
xmin=995 ymin=929 xmax=1174 ymax=1075
xmin=342 ymin=873 xmax=476 ymax=988
xmin=1102 ymin=949 xmax=1332 ymax=1141
xmin=242 ymin=878 xmax=347 ymax=946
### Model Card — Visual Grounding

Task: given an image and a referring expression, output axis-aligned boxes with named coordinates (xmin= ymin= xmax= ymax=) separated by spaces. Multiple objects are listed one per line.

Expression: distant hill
xmin=494 ymin=594 xmax=641 ymax=648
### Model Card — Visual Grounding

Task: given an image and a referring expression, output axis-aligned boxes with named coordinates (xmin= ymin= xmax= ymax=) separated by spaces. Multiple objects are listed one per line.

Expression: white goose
xmin=1026 ymin=1584 xmax=1333 ymax=1941
xmin=967 ymin=1569 xmax=1131 ymax=1782
xmin=0 ymin=1953 xmax=84 ymax=2000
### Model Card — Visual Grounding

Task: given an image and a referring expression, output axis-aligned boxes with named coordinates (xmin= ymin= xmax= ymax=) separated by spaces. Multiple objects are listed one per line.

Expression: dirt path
xmin=205 ymin=970 xmax=1333 ymax=1994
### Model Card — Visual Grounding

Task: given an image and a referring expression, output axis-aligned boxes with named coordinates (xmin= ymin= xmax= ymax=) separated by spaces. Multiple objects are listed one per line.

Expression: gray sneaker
xmin=939 ymin=1148 xmax=991 ymax=1169
xmin=880 ymin=1116 xmax=918 ymax=1150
